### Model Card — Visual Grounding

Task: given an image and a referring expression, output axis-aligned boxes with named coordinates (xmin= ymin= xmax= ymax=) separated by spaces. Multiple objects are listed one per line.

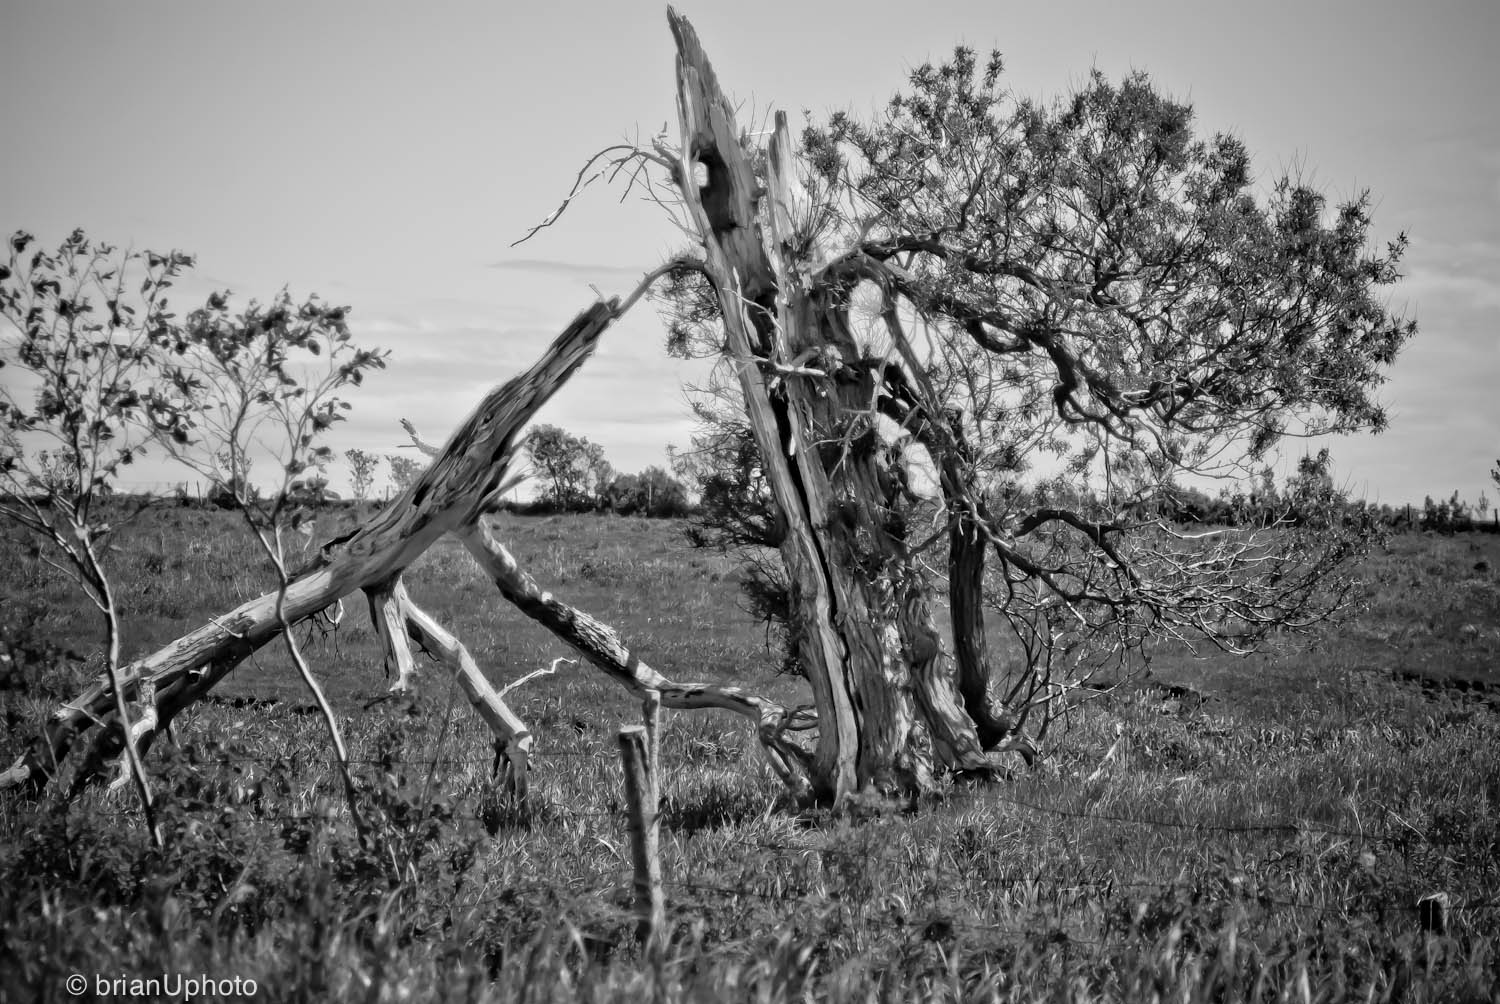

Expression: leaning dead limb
xmin=400 ymin=419 xmax=819 ymax=797
xmin=6 ymin=256 xmax=818 ymax=807
xmin=396 ymin=583 xmax=535 ymax=805
xmin=458 ymin=519 xmax=817 ymax=798
xmin=1 ymin=295 xmax=626 ymax=794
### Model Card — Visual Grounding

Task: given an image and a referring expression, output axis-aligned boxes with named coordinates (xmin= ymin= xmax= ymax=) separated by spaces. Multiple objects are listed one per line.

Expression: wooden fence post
xmin=642 ymin=689 xmax=661 ymax=807
xmin=1417 ymin=892 xmax=1449 ymax=935
xmin=618 ymin=725 xmax=664 ymax=953
xmin=493 ymin=736 xmax=527 ymax=813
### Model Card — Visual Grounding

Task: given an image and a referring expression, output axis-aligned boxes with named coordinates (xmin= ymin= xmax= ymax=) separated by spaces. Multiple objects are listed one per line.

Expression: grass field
xmin=1 ymin=508 xmax=1498 ymax=1001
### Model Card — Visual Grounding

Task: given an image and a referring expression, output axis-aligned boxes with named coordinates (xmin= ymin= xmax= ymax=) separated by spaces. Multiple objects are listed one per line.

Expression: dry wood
xmin=2 ymin=299 xmax=621 ymax=792
xmin=367 ymin=578 xmax=420 ymax=694
xmin=405 ymin=416 xmax=818 ymax=794
xmin=667 ymin=10 xmax=1016 ymax=799
xmin=618 ymin=725 xmax=664 ymax=952
xmin=498 ymin=657 xmax=575 ymax=699
xmin=393 ymin=580 xmax=534 ymax=806
xmin=642 ymin=689 xmax=662 ymax=808
xmin=455 ymin=518 xmax=815 ymax=798
xmin=108 ymin=678 xmax=156 ymax=794
xmin=10 ymin=252 xmax=817 ymax=810
xmin=669 ymin=9 xmax=858 ymax=799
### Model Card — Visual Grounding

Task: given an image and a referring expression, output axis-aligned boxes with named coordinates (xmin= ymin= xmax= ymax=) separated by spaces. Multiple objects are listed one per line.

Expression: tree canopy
xmin=528 ymin=424 xmax=609 ymax=510
xmin=651 ymin=21 xmax=1414 ymax=797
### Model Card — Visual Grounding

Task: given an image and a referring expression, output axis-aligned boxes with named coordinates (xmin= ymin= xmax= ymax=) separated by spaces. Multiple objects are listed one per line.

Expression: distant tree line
xmin=520 ymin=424 xmax=692 ymax=517
xmin=1002 ymin=475 xmax=1495 ymax=536
xmin=35 ymin=433 xmax=1498 ymax=536
xmin=1409 ymin=489 xmax=1494 ymax=534
xmin=1151 ymin=484 xmax=1495 ymax=534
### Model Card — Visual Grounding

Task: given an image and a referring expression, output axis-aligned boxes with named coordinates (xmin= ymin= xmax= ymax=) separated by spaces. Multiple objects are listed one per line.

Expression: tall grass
xmin=1 ymin=510 xmax=1497 ymax=1001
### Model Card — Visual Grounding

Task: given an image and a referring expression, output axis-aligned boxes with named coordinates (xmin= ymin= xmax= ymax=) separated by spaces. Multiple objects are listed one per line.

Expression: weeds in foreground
xmin=1 ymin=514 xmax=1497 ymax=1000
xmin=1 ymin=681 xmax=1496 ymax=1002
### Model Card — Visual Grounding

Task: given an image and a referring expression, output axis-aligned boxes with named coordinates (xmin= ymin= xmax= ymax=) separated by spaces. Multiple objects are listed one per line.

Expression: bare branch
xmin=499 ymin=656 xmax=576 ymax=699
xmin=512 ymin=142 xmax=677 ymax=247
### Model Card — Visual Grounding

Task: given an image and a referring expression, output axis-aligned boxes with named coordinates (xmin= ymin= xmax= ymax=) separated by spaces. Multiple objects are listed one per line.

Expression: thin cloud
xmin=488 ymin=258 xmax=657 ymax=280
xmin=1401 ymin=269 xmax=1500 ymax=312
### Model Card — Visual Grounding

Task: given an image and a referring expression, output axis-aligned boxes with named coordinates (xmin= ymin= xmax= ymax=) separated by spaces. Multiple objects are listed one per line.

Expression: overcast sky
xmin=2 ymin=1 xmax=1496 ymax=505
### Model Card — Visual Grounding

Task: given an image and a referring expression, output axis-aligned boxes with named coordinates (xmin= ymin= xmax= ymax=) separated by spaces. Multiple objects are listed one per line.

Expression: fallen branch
xmin=400 ymin=414 xmax=820 ymax=797
xmin=396 ymin=581 xmax=534 ymax=805
xmin=367 ymin=578 xmax=420 ymax=694
xmin=500 ymin=657 xmax=576 ymax=699
xmin=108 ymin=679 xmax=156 ymax=795
xmin=456 ymin=518 xmax=816 ymax=798
xmin=2 ymin=297 xmax=626 ymax=793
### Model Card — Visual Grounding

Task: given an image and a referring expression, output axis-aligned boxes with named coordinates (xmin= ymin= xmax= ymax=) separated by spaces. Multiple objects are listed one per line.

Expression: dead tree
xmin=399 ymin=424 xmax=817 ymax=797
xmin=0 ymin=299 xmax=612 ymax=792
xmin=3 ymin=269 xmax=814 ymax=800
xmin=657 ymin=9 xmax=1410 ymax=802
xmin=8 ymin=11 xmax=1412 ymax=813
xmin=665 ymin=14 xmax=1031 ymax=798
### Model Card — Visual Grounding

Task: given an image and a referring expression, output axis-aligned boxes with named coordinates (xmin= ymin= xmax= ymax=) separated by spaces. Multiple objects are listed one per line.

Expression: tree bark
xmin=874 ymin=356 xmax=1034 ymax=760
xmin=947 ymin=515 xmax=1026 ymax=752
xmin=669 ymin=14 xmax=858 ymax=799
xmin=668 ymin=10 xmax=1020 ymax=801
xmin=367 ymin=577 xmax=420 ymax=694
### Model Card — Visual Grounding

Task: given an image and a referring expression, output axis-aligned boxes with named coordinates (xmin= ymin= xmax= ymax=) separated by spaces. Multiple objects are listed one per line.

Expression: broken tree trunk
xmin=878 ymin=368 xmax=1032 ymax=756
xmin=0 ymin=299 xmax=620 ymax=794
xmin=668 ymin=10 xmax=1025 ymax=801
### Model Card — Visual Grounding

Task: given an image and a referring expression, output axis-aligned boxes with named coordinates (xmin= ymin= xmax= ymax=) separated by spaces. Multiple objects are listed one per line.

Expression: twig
xmin=499 ymin=657 xmax=576 ymax=699
xmin=512 ymin=142 xmax=676 ymax=248
xmin=1083 ymin=724 xmax=1126 ymax=785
